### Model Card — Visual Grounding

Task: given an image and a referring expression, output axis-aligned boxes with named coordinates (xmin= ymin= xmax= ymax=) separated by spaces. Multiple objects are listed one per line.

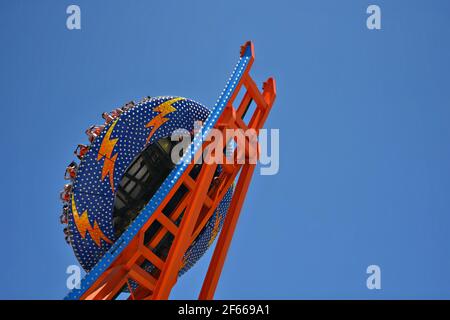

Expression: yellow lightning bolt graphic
xmin=181 ymin=210 xmax=223 ymax=270
xmin=145 ymin=97 xmax=183 ymax=143
xmin=208 ymin=212 xmax=224 ymax=247
xmin=97 ymin=119 xmax=119 ymax=192
xmin=71 ymin=195 xmax=112 ymax=247
xmin=178 ymin=212 xmax=225 ymax=272
xmin=180 ymin=255 xmax=188 ymax=271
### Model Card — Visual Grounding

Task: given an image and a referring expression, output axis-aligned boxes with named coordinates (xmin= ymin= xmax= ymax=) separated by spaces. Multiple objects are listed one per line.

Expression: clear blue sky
xmin=1 ymin=0 xmax=450 ymax=299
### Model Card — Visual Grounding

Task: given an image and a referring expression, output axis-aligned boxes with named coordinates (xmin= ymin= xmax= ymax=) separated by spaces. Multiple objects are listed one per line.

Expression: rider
xmin=74 ymin=144 xmax=89 ymax=160
xmin=64 ymin=161 xmax=78 ymax=180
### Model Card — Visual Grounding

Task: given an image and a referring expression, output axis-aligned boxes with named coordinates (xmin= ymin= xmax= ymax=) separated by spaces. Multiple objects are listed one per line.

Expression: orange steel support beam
xmin=78 ymin=41 xmax=276 ymax=300
xmin=199 ymin=77 xmax=276 ymax=300
xmin=199 ymin=163 xmax=256 ymax=300
xmin=152 ymin=163 xmax=218 ymax=299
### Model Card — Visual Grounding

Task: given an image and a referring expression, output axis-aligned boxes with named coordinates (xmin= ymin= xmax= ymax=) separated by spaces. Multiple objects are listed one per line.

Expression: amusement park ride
xmin=60 ymin=41 xmax=276 ymax=300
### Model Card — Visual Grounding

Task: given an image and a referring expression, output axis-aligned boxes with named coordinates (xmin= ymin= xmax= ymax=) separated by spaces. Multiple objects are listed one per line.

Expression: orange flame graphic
xmin=97 ymin=119 xmax=119 ymax=192
xmin=145 ymin=97 xmax=182 ymax=143
xmin=71 ymin=195 xmax=112 ymax=247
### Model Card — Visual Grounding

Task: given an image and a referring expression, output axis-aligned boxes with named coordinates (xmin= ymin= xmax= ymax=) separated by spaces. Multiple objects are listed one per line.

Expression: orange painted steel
xmin=79 ymin=41 xmax=276 ymax=300
xmin=199 ymin=73 xmax=277 ymax=300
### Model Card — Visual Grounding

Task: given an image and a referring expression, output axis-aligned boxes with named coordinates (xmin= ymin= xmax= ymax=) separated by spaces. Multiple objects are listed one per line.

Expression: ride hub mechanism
xmin=60 ymin=41 xmax=276 ymax=300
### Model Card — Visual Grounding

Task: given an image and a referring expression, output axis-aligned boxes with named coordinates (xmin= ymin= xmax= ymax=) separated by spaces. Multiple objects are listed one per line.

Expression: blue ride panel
xmin=65 ymin=44 xmax=252 ymax=300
